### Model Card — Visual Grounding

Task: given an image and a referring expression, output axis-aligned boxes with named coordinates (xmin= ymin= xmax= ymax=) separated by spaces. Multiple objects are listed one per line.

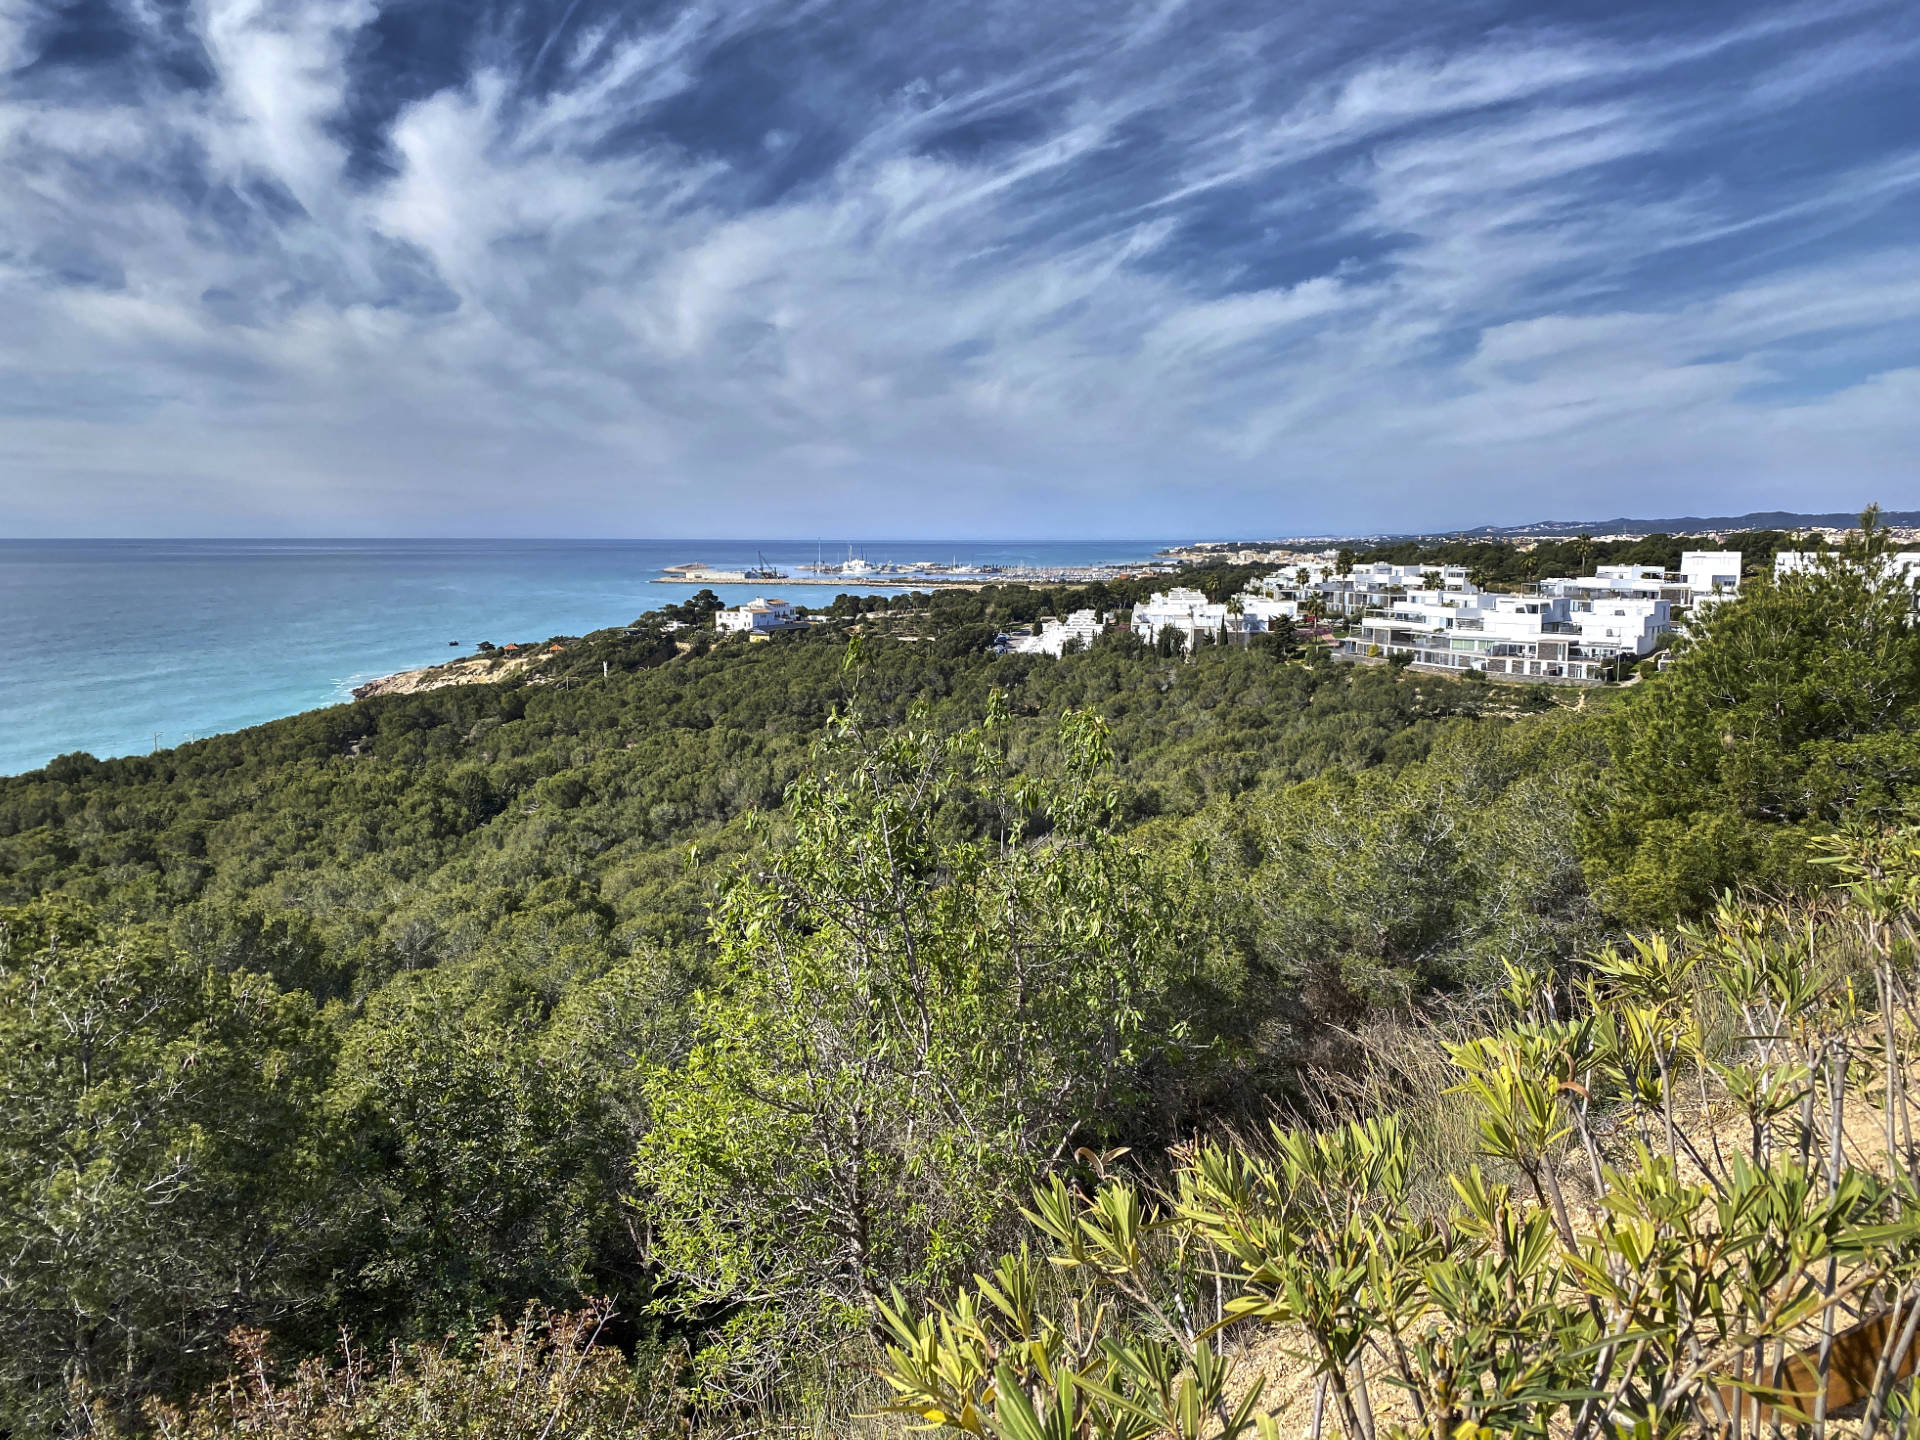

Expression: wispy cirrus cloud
xmin=0 ymin=0 xmax=1916 ymax=536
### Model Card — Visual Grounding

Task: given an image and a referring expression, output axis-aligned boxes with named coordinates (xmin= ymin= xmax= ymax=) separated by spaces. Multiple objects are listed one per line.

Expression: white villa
xmin=1539 ymin=565 xmax=1680 ymax=604
xmin=1538 ymin=552 xmax=1740 ymax=605
xmin=1130 ymin=588 xmax=1274 ymax=650
xmin=1240 ymin=595 xmax=1301 ymax=628
xmin=715 ymin=597 xmax=799 ymax=635
xmin=1248 ymin=563 xmax=1338 ymax=594
xmin=1001 ymin=609 xmax=1107 ymax=657
xmin=1567 ymin=596 xmax=1674 ymax=657
xmin=1346 ymin=561 xmax=1474 ymax=592
xmin=1679 ymin=550 xmax=1744 ymax=600
xmin=1775 ymin=550 xmax=1920 ymax=585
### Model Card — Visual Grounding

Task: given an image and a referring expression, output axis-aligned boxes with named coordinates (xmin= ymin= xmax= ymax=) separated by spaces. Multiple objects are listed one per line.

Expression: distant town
xmin=704 ymin=513 xmax=1918 ymax=686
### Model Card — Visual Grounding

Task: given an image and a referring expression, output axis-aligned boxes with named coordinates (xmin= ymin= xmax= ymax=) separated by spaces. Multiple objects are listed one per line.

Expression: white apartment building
xmin=715 ymin=597 xmax=798 ymax=634
xmin=1253 ymin=562 xmax=1472 ymax=619
xmin=1000 ymin=609 xmax=1107 ymax=657
xmin=1566 ymin=596 xmax=1673 ymax=657
xmin=1343 ymin=587 xmax=1667 ymax=682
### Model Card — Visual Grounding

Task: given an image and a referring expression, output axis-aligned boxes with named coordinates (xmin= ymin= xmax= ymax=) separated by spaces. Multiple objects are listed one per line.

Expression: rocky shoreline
xmin=351 ymin=652 xmax=532 ymax=700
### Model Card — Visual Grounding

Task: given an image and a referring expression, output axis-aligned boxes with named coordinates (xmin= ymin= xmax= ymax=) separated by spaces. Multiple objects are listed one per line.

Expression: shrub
xmin=114 ymin=1304 xmax=681 ymax=1440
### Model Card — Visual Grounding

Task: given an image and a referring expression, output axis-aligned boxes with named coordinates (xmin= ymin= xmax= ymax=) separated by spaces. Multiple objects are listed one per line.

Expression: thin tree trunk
xmin=1814 ymin=1044 xmax=1850 ymax=1438
xmin=1861 ymin=1284 xmax=1920 ymax=1440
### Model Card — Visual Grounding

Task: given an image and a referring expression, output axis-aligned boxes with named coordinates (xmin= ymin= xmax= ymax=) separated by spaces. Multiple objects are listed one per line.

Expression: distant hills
xmin=1436 ymin=509 xmax=1920 ymax=540
xmin=1182 ymin=508 xmax=1920 ymax=550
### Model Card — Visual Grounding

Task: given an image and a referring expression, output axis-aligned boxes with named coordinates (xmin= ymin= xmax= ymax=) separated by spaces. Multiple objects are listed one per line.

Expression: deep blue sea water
xmin=0 ymin=539 xmax=1173 ymax=777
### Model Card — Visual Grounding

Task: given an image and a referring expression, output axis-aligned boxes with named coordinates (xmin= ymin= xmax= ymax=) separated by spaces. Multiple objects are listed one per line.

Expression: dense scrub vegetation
xmin=5 ymin=537 xmax=1920 ymax=1438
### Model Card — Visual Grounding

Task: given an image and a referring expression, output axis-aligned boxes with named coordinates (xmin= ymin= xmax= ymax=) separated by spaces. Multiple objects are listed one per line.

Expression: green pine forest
xmin=6 ymin=527 xmax=1920 ymax=1439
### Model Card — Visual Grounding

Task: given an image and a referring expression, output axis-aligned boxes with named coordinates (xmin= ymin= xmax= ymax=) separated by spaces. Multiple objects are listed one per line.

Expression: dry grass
xmin=1305 ymin=1012 xmax=1530 ymax=1217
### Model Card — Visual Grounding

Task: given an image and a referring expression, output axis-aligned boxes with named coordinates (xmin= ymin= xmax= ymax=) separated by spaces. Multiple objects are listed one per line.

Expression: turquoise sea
xmin=0 ymin=539 xmax=1173 ymax=777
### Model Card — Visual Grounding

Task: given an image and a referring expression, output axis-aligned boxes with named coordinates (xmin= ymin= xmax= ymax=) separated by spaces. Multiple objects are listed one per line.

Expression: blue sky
xmin=1 ymin=0 xmax=1916 ymax=538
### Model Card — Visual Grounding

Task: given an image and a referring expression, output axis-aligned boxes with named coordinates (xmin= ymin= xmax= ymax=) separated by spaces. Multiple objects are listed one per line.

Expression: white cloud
xmin=195 ymin=0 xmax=374 ymax=213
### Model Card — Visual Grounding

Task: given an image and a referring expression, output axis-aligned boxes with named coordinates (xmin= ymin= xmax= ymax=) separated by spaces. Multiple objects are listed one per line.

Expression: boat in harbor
xmin=799 ymin=543 xmax=905 ymax=577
